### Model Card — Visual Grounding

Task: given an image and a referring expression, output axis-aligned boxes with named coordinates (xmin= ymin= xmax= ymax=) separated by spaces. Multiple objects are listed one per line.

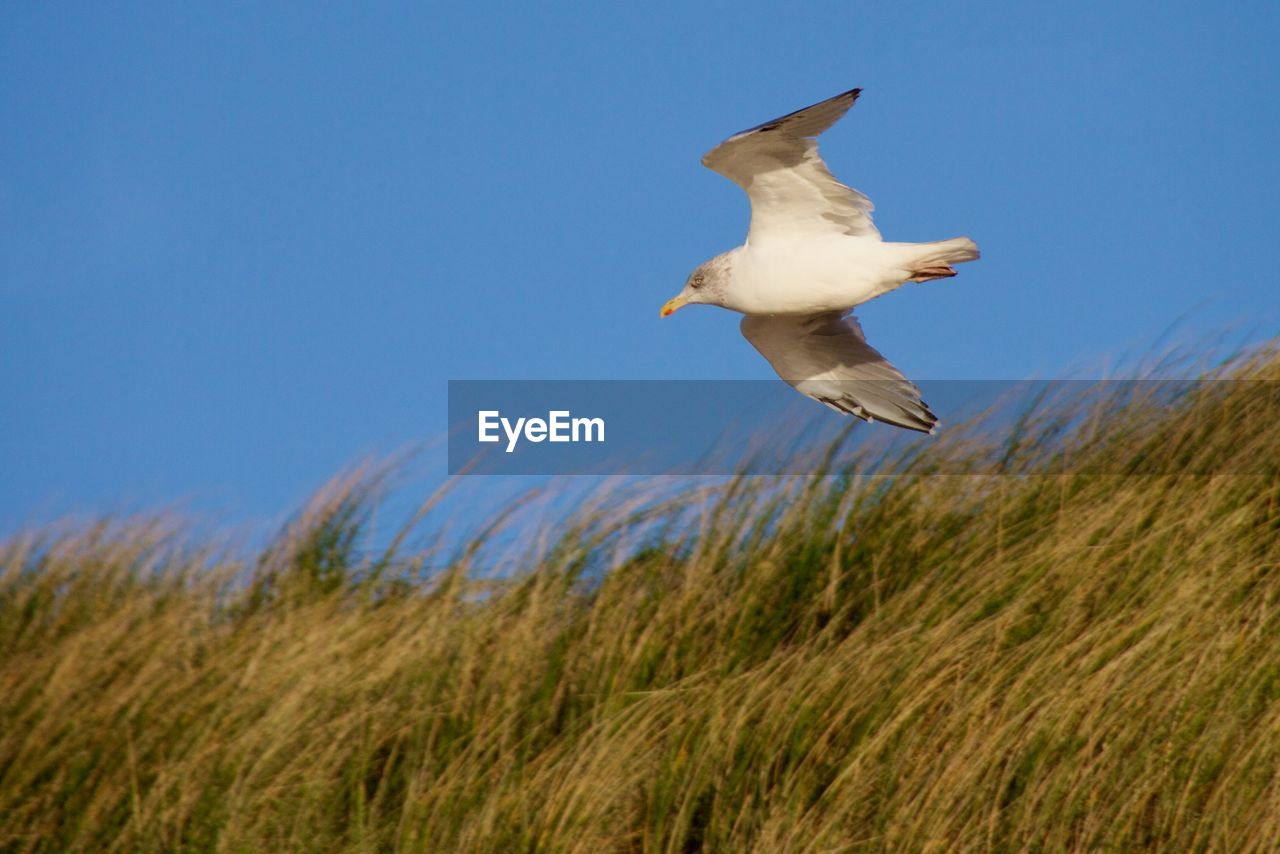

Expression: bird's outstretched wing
xmin=740 ymin=312 xmax=937 ymax=433
xmin=701 ymin=88 xmax=879 ymax=243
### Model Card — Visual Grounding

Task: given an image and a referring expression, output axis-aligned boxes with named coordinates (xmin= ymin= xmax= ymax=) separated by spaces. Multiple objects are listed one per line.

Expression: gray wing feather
xmin=715 ymin=87 xmax=862 ymax=142
xmin=701 ymin=88 xmax=879 ymax=241
xmin=740 ymin=312 xmax=937 ymax=434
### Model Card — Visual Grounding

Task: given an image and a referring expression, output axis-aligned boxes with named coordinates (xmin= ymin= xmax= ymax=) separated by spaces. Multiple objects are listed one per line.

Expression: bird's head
xmin=660 ymin=252 xmax=735 ymax=317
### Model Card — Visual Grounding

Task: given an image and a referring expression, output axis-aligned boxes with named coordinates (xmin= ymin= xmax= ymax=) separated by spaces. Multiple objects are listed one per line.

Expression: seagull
xmin=660 ymin=88 xmax=979 ymax=434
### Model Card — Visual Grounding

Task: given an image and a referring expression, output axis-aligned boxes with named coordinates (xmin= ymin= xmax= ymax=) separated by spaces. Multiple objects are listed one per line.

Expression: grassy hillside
xmin=3 ymin=353 xmax=1280 ymax=851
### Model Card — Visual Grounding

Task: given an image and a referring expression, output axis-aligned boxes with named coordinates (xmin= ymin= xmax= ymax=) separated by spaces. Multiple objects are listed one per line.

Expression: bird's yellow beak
xmin=660 ymin=295 xmax=689 ymax=318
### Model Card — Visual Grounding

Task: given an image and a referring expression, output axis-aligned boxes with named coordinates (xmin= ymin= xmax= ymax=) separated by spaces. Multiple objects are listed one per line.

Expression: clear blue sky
xmin=3 ymin=1 xmax=1278 ymax=526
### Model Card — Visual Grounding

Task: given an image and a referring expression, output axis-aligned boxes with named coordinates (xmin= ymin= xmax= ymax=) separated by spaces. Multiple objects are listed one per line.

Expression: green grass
xmin=3 ymin=352 xmax=1280 ymax=851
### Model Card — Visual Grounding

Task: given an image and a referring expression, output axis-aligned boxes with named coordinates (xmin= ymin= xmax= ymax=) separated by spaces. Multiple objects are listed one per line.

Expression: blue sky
xmin=2 ymin=1 xmax=1278 ymax=527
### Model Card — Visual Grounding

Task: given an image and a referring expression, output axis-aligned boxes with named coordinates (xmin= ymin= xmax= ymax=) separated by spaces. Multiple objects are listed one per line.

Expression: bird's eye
xmin=692 ymin=275 xmax=705 ymax=288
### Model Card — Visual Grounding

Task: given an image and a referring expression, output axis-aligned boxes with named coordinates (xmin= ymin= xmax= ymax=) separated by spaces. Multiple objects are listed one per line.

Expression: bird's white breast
xmin=727 ymin=235 xmax=905 ymax=315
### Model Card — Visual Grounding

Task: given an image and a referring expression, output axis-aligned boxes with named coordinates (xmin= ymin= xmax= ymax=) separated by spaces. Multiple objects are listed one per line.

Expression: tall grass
xmin=3 ymin=351 xmax=1280 ymax=851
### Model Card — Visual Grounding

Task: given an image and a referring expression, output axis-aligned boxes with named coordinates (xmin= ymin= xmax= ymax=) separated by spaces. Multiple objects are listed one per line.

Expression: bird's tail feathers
xmin=907 ymin=237 xmax=980 ymax=283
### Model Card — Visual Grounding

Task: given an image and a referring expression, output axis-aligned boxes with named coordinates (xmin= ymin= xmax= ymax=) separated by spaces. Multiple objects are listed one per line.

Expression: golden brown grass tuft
xmin=3 ymin=350 xmax=1280 ymax=851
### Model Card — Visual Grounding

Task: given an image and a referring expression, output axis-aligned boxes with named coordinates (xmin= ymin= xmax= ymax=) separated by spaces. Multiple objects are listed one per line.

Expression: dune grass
xmin=3 ymin=352 xmax=1280 ymax=851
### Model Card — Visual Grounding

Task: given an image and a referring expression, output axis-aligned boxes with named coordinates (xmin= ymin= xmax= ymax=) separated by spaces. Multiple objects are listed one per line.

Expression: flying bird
xmin=660 ymin=88 xmax=979 ymax=433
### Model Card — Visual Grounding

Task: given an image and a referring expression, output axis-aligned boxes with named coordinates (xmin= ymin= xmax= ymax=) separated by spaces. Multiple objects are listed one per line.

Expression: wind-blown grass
xmin=2 ymin=349 xmax=1280 ymax=851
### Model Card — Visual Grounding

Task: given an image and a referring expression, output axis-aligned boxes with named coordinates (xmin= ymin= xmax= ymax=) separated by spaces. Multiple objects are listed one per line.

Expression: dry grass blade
xmin=2 ymin=346 xmax=1280 ymax=851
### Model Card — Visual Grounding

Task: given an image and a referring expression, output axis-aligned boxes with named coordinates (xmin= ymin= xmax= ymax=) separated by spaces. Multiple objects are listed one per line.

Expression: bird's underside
xmin=682 ymin=86 xmax=978 ymax=433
